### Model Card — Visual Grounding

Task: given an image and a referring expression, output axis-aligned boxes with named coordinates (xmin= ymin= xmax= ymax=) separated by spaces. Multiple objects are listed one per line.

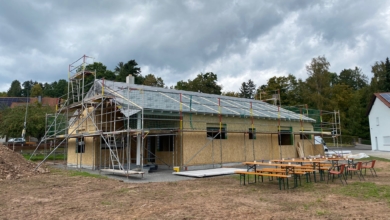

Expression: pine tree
xmin=385 ymin=57 xmax=390 ymax=92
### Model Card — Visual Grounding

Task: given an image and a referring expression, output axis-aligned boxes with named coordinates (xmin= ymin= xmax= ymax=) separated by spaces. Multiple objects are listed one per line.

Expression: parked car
xmin=7 ymin=138 xmax=26 ymax=144
xmin=314 ymin=136 xmax=328 ymax=152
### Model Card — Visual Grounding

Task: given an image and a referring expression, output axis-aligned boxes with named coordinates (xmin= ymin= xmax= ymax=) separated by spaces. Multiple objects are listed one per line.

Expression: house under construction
xmin=34 ymin=56 xmax=342 ymax=177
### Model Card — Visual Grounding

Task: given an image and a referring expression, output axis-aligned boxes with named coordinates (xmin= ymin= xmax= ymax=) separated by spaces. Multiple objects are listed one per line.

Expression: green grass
xmin=334 ymin=182 xmax=390 ymax=203
xmin=69 ymin=171 xmax=108 ymax=179
xmin=23 ymin=153 xmax=67 ymax=161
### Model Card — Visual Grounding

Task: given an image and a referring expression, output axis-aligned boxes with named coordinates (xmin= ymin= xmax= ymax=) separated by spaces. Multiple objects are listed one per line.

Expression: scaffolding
xmin=31 ymin=56 xmax=343 ymax=176
xmin=284 ymin=105 xmax=343 ymax=154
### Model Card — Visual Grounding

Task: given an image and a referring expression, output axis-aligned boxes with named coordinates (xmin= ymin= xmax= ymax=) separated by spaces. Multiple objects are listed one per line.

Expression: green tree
xmin=346 ymin=87 xmax=370 ymax=138
xmin=0 ymin=104 xmax=54 ymax=140
xmin=370 ymin=61 xmax=386 ymax=92
xmin=222 ymin=91 xmax=239 ymax=97
xmin=83 ymin=62 xmax=116 ymax=92
xmin=174 ymin=80 xmax=190 ymax=91
xmin=30 ymin=84 xmax=43 ymax=97
xmin=21 ymin=80 xmax=38 ymax=97
xmin=339 ymin=67 xmax=368 ymax=90
xmin=239 ymin=79 xmax=256 ymax=98
xmin=115 ymin=60 xmax=142 ymax=83
xmin=385 ymin=57 xmax=390 ymax=92
xmin=174 ymin=72 xmax=222 ymax=95
xmin=305 ymin=56 xmax=332 ymax=110
xmin=143 ymin=74 xmax=164 ymax=87
xmin=0 ymin=92 xmax=7 ymax=97
xmin=257 ymin=74 xmax=302 ymax=106
xmin=7 ymin=80 xmax=22 ymax=97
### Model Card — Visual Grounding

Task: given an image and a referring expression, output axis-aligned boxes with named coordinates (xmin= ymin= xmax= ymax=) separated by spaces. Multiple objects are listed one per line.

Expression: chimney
xmin=126 ymin=75 xmax=135 ymax=84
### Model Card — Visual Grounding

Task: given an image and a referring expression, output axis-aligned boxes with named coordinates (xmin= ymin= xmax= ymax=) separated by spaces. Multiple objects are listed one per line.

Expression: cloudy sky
xmin=1 ymin=0 xmax=389 ymax=93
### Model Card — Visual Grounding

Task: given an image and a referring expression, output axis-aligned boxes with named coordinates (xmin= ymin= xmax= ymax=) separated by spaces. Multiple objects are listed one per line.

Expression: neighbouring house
xmin=0 ymin=97 xmax=58 ymax=108
xmin=60 ymin=78 xmax=323 ymax=172
xmin=367 ymin=92 xmax=390 ymax=151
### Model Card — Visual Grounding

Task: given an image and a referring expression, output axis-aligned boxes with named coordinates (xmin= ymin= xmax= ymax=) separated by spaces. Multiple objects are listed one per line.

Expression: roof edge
xmin=366 ymin=93 xmax=390 ymax=116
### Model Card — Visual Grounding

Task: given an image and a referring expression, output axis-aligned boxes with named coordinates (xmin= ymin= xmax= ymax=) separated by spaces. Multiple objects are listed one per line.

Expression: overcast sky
xmin=1 ymin=0 xmax=389 ymax=93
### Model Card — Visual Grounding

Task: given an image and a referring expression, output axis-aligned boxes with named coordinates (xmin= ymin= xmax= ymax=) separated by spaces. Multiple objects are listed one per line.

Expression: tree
xmin=30 ymin=84 xmax=43 ymax=97
xmin=42 ymin=79 xmax=68 ymax=98
xmin=0 ymin=92 xmax=7 ymax=97
xmin=370 ymin=61 xmax=386 ymax=92
xmin=83 ymin=62 xmax=116 ymax=92
xmin=305 ymin=56 xmax=332 ymax=110
xmin=174 ymin=80 xmax=190 ymax=91
xmin=174 ymin=72 xmax=222 ymax=95
xmin=7 ymin=80 xmax=22 ymax=97
xmin=222 ymin=91 xmax=239 ymax=97
xmin=256 ymin=74 xmax=301 ymax=106
xmin=339 ymin=67 xmax=368 ymax=90
xmin=385 ymin=57 xmax=390 ymax=92
xmin=21 ymin=80 xmax=38 ymax=97
xmin=239 ymin=79 xmax=256 ymax=98
xmin=143 ymin=74 xmax=164 ymax=87
xmin=115 ymin=60 xmax=142 ymax=83
xmin=0 ymin=104 xmax=54 ymax=140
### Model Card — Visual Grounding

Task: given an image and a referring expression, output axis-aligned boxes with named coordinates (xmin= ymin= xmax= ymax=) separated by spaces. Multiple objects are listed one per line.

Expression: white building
xmin=367 ymin=93 xmax=390 ymax=151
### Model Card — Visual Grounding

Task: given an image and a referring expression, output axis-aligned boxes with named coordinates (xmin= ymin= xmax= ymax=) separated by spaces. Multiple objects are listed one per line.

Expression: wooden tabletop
xmin=271 ymin=159 xmax=327 ymax=163
xmin=243 ymin=162 xmax=302 ymax=167
xmin=272 ymin=158 xmax=350 ymax=163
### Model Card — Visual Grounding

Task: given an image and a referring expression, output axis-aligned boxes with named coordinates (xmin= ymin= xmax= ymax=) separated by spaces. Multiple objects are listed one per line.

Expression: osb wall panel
xmin=181 ymin=115 xmax=316 ymax=165
xmin=68 ymin=107 xmax=102 ymax=134
xmin=313 ymin=144 xmax=325 ymax=155
xmin=67 ymin=137 xmax=95 ymax=167
xmin=182 ymin=132 xmax=281 ymax=166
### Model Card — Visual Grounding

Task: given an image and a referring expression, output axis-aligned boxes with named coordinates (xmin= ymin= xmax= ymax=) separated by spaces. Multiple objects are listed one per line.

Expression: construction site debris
xmin=0 ymin=145 xmax=49 ymax=180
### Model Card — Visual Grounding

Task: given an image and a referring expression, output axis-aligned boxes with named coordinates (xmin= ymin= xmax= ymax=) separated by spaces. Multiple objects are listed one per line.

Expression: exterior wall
xmin=181 ymin=114 xmax=317 ymax=166
xmin=67 ymin=106 xmax=128 ymax=168
xmin=67 ymin=106 xmax=318 ymax=168
xmin=67 ymin=136 xmax=96 ymax=168
xmin=369 ymin=99 xmax=390 ymax=151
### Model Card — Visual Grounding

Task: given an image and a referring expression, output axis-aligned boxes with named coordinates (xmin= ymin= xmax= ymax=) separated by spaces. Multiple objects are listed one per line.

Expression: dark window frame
xmin=299 ymin=131 xmax=312 ymax=140
xmin=76 ymin=137 xmax=85 ymax=153
xmin=249 ymin=128 xmax=256 ymax=140
xmin=278 ymin=127 xmax=293 ymax=145
xmin=207 ymin=124 xmax=227 ymax=139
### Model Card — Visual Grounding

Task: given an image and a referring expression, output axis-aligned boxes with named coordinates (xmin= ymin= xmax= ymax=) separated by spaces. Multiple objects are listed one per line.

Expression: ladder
xmin=106 ymin=135 xmax=124 ymax=170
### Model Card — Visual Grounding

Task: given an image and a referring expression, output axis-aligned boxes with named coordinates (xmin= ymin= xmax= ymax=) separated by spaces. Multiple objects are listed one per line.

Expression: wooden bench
xmin=257 ymin=168 xmax=311 ymax=185
xmin=235 ymin=171 xmax=291 ymax=190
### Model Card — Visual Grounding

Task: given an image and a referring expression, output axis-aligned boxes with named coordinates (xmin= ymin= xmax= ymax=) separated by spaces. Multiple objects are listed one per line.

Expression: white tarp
xmin=345 ymin=153 xmax=370 ymax=159
xmin=173 ymin=168 xmax=246 ymax=177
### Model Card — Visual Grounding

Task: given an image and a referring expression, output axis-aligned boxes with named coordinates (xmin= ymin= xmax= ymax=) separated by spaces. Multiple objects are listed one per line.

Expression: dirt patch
xmin=0 ymin=145 xmax=49 ymax=180
xmin=1 ymin=159 xmax=390 ymax=219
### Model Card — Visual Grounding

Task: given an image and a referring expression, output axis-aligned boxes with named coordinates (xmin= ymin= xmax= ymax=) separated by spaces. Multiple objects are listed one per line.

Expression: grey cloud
xmin=0 ymin=0 xmax=389 ymax=92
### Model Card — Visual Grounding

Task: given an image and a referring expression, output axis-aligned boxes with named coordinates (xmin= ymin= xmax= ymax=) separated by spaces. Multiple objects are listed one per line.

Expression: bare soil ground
xmin=0 ymin=145 xmax=48 ymax=180
xmin=1 ymin=145 xmax=390 ymax=219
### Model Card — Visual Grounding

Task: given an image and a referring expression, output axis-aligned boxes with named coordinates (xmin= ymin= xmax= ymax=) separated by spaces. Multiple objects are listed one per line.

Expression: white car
xmin=8 ymin=138 xmax=26 ymax=144
xmin=314 ymin=136 xmax=328 ymax=152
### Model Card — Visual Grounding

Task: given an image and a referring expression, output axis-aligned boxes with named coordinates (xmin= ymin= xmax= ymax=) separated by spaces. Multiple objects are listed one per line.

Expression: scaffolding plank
xmin=100 ymin=169 xmax=144 ymax=176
